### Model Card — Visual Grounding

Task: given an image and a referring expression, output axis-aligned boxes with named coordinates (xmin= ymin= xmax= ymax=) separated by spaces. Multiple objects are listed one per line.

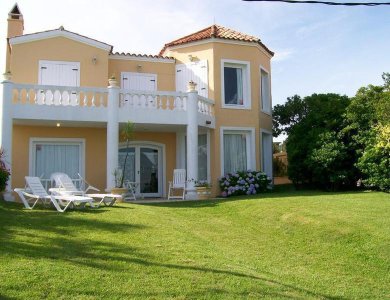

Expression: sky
xmin=1 ymin=0 xmax=389 ymax=128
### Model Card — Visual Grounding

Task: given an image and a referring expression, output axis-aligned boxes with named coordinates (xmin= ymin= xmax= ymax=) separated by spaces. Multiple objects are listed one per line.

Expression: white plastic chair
xmin=50 ymin=172 xmax=119 ymax=207
xmin=14 ymin=176 xmax=94 ymax=212
xmin=168 ymin=169 xmax=186 ymax=200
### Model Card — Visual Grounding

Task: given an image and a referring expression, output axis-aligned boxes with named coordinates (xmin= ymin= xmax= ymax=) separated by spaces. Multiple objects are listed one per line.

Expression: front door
xmin=119 ymin=145 xmax=162 ymax=197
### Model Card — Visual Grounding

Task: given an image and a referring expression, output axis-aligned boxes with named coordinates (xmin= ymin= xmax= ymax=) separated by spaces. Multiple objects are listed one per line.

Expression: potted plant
xmin=111 ymin=121 xmax=135 ymax=201
xmin=194 ymin=180 xmax=212 ymax=200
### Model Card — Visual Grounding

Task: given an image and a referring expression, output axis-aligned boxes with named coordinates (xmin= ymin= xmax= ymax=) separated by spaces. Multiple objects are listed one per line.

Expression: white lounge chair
xmin=50 ymin=172 xmax=99 ymax=195
xmin=168 ymin=169 xmax=186 ymax=200
xmin=14 ymin=176 xmax=94 ymax=212
xmin=50 ymin=172 xmax=120 ymax=207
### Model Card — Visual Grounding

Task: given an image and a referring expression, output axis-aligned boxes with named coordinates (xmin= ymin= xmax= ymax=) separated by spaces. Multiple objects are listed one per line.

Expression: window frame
xmin=220 ymin=127 xmax=256 ymax=176
xmin=221 ymin=59 xmax=251 ymax=110
xmin=29 ymin=137 xmax=85 ymax=179
xmin=260 ymin=129 xmax=273 ymax=179
xmin=260 ymin=66 xmax=271 ymax=115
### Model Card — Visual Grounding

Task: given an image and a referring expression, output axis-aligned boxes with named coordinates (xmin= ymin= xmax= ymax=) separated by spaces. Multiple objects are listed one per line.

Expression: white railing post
xmin=186 ymin=81 xmax=198 ymax=200
xmin=1 ymin=73 xmax=14 ymax=200
xmin=106 ymin=77 xmax=119 ymax=190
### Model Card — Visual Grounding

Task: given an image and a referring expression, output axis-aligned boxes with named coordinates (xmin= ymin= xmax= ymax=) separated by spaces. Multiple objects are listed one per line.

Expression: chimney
xmin=5 ymin=4 xmax=23 ymax=73
xmin=7 ymin=3 xmax=24 ymax=38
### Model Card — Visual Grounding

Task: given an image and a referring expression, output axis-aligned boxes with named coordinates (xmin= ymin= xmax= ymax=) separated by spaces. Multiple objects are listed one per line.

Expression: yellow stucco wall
xmin=12 ymin=125 xmax=176 ymax=196
xmin=108 ymin=58 xmax=175 ymax=91
xmin=12 ymin=125 xmax=107 ymax=190
xmin=8 ymin=31 xmax=273 ymax=198
xmin=166 ymin=41 xmax=273 ymax=193
xmin=10 ymin=37 xmax=109 ymax=87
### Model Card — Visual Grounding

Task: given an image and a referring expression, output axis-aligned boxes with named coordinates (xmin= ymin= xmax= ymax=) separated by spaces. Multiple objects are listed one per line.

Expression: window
xmin=183 ymin=134 xmax=208 ymax=181
xmin=221 ymin=128 xmax=255 ymax=175
xmin=221 ymin=60 xmax=251 ymax=109
xmin=176 ymin=60 xmax=208 ymax=98
xmin=261 ymin=131 xmax=273 ymax=178
xmin=261 ymin=68 xmax=271 ymax=113
xmin=39 ymin=60 xmax=80 ymax=86
xmin=30 ymin=139 xmax=84 ymax=180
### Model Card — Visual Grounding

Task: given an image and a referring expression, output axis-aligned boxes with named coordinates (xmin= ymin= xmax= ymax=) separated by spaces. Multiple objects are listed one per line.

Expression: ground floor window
xmin=30 ymin=139 xmax=84 ymax=180
xmin=261 ymin=131 xmax=273 ymax=178
xmin=221 ymin=128 xmax=255 ymax=175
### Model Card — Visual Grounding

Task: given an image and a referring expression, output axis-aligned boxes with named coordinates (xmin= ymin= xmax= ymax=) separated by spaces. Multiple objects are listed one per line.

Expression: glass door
xmin=119 ymin=145 xmax=161 ymax=197
xmin=139 ymin=147 xmax=159 ymax=196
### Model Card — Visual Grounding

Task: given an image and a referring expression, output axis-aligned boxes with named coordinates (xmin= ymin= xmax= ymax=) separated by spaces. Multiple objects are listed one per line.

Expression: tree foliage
xmin=345 ymin=73 xmax=390 ymax=191
xmin=273 ymin=73 xmax=390 ymax=191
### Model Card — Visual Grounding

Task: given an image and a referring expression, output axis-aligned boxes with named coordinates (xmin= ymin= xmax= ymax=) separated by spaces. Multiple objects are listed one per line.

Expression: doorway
xmin=119 ymin=144 xmax=163 ymax=197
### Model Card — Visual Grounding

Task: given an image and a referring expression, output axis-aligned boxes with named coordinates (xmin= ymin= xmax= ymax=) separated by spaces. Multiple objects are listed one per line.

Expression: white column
xmin=186 ymin=81 xmax=198 ymax=200
xmin=106 ymin=77 xmax=119 ymax=190
xmin=1 ymin=74 xmax=14 ymax=200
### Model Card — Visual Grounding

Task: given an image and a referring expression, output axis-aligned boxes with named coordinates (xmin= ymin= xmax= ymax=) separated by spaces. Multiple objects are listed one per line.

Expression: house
xmin=0 ymin=4 xmax=273 ymax=200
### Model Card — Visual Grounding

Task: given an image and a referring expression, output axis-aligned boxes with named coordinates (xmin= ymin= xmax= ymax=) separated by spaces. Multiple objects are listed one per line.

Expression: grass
xmin=1 ymin=187 xmax=389 ymax=299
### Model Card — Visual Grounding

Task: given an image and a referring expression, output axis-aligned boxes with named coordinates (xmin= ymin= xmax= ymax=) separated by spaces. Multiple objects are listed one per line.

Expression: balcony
xmin=8 ymin=82 xmax=215 ymax=128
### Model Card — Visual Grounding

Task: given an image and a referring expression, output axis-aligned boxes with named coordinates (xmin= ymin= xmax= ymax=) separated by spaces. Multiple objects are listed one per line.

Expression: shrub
xmin=219 ymin=170 xmax=271 ymax=197
xmin=0 ymin=149 xmax=10 ymax=192
xmin=273 ymin=157 xmax=287 ymax=177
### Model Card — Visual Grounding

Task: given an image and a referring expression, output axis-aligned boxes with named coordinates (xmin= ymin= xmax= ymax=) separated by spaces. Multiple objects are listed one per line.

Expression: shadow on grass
xmin=0 ymin=200 xmax=346 ymax=299
xmin=0 ymin=200 xmax=348 ymax=299
xmin=139 ymin=188 xmax=369 ymax=209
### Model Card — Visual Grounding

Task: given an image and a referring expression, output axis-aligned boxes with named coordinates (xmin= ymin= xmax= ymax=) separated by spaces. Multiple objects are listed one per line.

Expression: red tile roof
xmin=110 ymin=52 xmax=174 ymax=60
xmin=159 ymin=24 xmax=274 ymax=56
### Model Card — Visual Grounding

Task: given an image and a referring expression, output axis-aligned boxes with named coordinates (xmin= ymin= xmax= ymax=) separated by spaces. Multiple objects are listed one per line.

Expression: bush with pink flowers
xmin=219 ymin=170 xmax=271 ymax=197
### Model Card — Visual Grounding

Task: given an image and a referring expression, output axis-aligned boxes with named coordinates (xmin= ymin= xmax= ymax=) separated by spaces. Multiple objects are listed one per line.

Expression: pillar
xmin=106 ymin=76 xmax=119 ymax=190
xmin=186 ymin=81 xmax=198 ymax=200
xmin=1 ymin=73 xmax=14 ymax=200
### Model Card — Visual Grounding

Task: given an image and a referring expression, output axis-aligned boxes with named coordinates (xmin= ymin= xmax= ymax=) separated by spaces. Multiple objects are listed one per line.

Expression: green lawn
xmin=1 ymin=188 xmax=389 ymax=299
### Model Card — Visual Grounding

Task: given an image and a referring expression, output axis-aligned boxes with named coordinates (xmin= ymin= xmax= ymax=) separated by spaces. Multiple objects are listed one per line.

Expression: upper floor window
xmin=38 ymin=60 xmax=80 ymax=87
xmin=221 ymin=59 xmax=251 ymax=109
xmin=260 ymin=68 xmax=271 ymax=114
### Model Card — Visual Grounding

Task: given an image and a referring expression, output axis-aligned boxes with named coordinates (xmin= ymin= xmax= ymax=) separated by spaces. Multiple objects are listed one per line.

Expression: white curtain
xmin=198 ymin=134 xmax=207 ymax=180
xmin=236 ymin=68 xmax=243 ymax=105
xmin=224 ymin=134 xmax=247 ymax=174
xmin=261 ymin=71 xmax=270 ymax=111
xmin=35 ymin=144 xmax=80 ymax=179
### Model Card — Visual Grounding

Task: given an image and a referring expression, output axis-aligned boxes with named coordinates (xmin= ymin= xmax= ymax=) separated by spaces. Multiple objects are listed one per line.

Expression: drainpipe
xmin=106 ymin=76 xmax=119 ymax=190
xmin=186 ymin=80 xmax=198 ymax=200
xmin=1 ymin=72 xmax=14 ymax=200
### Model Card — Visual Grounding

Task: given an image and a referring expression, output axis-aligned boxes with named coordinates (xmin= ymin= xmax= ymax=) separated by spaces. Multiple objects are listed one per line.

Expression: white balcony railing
xmin=10 ymin=83 xmax=214 ymax=120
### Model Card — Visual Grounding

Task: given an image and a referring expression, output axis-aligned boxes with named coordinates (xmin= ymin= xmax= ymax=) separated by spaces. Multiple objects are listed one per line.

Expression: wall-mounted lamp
xmin=137 ymin=64 xmax=142 ymax=72
xmin=206 ymin=120 xmax=211 ymax=125
xmin=56 ymin=123 xmax=61 ymax=127
xmin=92 ymin=56 xmax=97 ymax=65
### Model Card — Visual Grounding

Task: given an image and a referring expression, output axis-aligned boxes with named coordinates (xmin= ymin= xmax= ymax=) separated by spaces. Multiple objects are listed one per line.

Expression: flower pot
xmin=195 ymin=187 xmax=211 ymax=200
xmin=110 ymin=187 xmax=128 ymax=203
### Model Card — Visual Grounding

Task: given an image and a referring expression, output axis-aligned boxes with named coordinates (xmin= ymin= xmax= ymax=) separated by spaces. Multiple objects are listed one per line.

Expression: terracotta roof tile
xmin=159 ymin=24 xmax=273 ymax=56
xmin=111 ymin=52 xmax=174 ymax=60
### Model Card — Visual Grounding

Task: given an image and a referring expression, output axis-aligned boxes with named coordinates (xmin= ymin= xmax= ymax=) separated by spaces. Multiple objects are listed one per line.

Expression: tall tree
xmin=274 ymin=93 xmax=355 ymax=189
xmin=345 ymin=73 xmax=390 ymax=191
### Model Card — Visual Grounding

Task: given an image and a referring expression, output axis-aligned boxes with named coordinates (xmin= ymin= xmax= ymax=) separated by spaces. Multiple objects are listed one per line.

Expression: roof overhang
xmin=9 ymin=28 xmax=113 ymax=52
xmin=162 ymin=37 xmax=274 ymax=59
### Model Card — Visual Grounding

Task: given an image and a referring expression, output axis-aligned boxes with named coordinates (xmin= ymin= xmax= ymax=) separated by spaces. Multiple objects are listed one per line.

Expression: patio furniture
xmin=50 ymin=172 xmax=120 ymax=207
xmin=123 ymin=180 xmax=139 ymax=201
xmin=50 ymin=172 xmax=99 ymax=195
xmin=15 ymin=176 xmax=94 ymax=212
xmin=168 ymin=169 xmax=186 ymax=200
